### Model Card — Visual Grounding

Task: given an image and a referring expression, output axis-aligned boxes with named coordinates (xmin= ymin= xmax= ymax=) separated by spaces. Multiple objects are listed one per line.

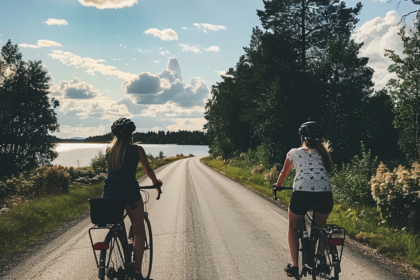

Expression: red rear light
xmin=329 ymin=238 xmax=344 ymax=246
xmin=93 ymin=242 xmax=109 ymax=250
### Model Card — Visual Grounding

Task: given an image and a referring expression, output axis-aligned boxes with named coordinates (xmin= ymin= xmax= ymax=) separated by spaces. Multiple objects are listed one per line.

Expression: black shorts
xmin=289 ymin=191 xmax=333 ymax=216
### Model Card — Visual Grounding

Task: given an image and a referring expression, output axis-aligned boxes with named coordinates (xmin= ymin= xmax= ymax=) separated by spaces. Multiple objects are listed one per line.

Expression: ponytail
xmin=303 ymin=136 xmax=333 ymax=173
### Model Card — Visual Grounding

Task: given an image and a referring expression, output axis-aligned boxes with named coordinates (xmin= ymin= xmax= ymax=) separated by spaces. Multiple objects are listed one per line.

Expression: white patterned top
xmin=287 ymin=148 xmax=331 ymax=192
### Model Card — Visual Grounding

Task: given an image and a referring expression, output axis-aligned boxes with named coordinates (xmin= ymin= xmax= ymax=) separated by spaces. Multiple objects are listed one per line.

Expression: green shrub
xmin=331 ymin=143 xmax=377 ymax=206
xmin=371 ymin=162 xmax=420 ymax=231
xmin=264 ymin=166 xmax=279 ymax=184
xmin=90 ymin=151 xmax=107 ymax=174
xmin=252 ymin=165 xmax=264 ymax=174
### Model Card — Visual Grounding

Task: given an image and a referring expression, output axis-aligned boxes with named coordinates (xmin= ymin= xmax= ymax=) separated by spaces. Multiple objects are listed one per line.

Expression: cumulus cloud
xmin=48 ymin=50 xmax=136 ymax=80
xmin=78 ymin=0 xmax=138 ymax=9
xmin=193 ymin=23 xmax=227 ymax=32
xmin=46 ymin=19 xmax=69 ymax=25
xmin=159 ymin=50 xmax=171 ymax=56
xmin=140 ymin=102 xmax=204 ymax=118
xmin=352 ymin=10 xmax=403 ymax=90
xmin=19 ymin=40 xmax=62 ymax=48
xmin=181 ymin=27 xmax=188 ymax=30
xmin=144 ymin=28 xmax=178 ymax=41
xmin=59 ymin=78 xmax=101 ymax=99
xmin=123 ymin=72 xmax=166 ymax=95
xmin=123 ymin=57 xmax=209 ymax=107
xmin=179 ymin=43 xmax=200 ymax=53
xmin=205 ymin=46 xmax=220 ymax=52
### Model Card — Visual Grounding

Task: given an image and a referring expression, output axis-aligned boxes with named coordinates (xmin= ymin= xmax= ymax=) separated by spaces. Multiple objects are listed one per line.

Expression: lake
xmin=52 ymin=143 xmax=209 ymax=167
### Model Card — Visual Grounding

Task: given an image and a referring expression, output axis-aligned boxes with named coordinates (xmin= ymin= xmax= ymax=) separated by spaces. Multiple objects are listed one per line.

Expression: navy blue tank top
xmin=102 ymin=144 xmax=142 ymax=204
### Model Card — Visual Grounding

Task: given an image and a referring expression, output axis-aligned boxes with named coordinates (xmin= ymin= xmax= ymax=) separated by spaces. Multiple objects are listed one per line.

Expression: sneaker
xmin=133 ymin=272 xmax=145 ymax=280
xmin=284 ymin=264 xmax=299 ymax=278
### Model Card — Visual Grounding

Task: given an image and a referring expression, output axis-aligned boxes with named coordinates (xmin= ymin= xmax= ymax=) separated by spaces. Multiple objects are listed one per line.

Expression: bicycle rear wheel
xmin=100 ymin=230 xmax=130 ymax=280
xmin=129 ymin=212 xmax=153 ymax=279
xmin=312 ymin=233 xmax=340 ymax=280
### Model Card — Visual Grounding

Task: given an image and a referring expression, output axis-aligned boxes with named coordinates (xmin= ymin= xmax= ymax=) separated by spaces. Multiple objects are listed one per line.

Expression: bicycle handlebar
xmin=272 ymin=184 xmax=292 ymax=200
xmin=139 ymin=181 xmax=163 ymax=200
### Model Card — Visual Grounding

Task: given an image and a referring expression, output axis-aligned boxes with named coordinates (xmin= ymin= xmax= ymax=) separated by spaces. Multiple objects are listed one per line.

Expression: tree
xmin=385 ymin=27 xmax=420 ymax=161
xmin=0 ymin=40 xmax=60 ymax=178
xmin=257 ymin=0 xmax=362 ymax=115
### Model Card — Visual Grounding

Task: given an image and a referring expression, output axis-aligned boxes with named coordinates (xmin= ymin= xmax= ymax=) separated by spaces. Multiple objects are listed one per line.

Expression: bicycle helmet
xmin=111 ymin=118 xmax=136 ymax=137
xmin=299 ymin=120 xmax=322 ymax=142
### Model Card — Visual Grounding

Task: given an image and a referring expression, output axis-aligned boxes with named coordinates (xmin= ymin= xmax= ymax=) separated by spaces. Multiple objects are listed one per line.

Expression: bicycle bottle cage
xmin=89 ymin=198 xmax=125 ymax=227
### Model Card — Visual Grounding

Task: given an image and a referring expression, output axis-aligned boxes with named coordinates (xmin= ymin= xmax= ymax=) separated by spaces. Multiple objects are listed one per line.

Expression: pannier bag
xmin=89 ymin=198 xmax=125 ymax=226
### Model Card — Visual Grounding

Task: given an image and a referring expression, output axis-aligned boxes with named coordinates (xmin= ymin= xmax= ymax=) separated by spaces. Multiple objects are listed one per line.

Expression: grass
xmin=201 ymin=156 xmax=420 ymax=270
xmin=0 ymin=182 xmax=103 ymax=261
xmin=0 ymin=154 xmax=190 ymax=263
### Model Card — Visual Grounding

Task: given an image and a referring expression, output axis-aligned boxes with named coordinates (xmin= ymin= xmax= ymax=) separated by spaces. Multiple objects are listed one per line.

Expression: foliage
xmin=90 ymin=151 xmax=107 ymax=174
xmin=204 ymin=1 xmax=393 ymax=166
xmin=264 ymin=166 xmax=280 ymax=184
xmin=371 ymin=162 xmax=420 ymax=232
xmin=385 ymin=27 xmax=420 ymax=162
xmin=0 ymin=40 xmax=60 ymax=179
xmin=159 ymin=150 xmax=165 ymax=159
xmin=331 ymin=143 xmax=378 ymax=206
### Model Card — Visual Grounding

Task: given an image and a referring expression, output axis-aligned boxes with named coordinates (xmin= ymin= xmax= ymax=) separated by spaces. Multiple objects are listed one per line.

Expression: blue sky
xmin=0 ymin=0 xmax=418 ymax=138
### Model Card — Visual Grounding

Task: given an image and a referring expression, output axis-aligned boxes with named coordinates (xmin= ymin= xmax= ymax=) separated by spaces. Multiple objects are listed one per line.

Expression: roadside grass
xmin=0 ymin=181 xmax=103 ymax=261
xmin=0 ymin=154 xmax=190 ymax=263
xmin=201 ymin=156 xmax=420 ymax=270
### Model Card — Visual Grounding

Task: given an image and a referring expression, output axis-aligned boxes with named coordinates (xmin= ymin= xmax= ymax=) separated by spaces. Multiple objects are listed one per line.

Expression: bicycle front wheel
xmin=100 ymin=231 xmax=130 ymax=280
xmin=129 ymin=213 xmax=153 ymax=279
xmin=312 ymin=233 xmax=340 ymax=280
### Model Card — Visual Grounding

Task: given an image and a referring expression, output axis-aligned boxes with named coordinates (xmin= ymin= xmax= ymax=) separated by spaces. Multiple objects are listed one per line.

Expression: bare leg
xmin=125 ymin=201 xmax=145 ymax=273
xmin=288 ymin=209 xmax=304 ymax=267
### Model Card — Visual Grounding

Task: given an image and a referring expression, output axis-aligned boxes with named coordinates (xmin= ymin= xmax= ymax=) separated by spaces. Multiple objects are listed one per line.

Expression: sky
xmin=0 ymin=0 xmax=418 ymax=138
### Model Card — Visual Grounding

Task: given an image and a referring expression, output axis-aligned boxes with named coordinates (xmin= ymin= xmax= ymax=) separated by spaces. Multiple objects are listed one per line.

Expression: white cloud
xmin=137 ymin=48 xmax=152 ymax=53
xmin=133 ymin=58 xmax=137 ymax=61
xmin=215 ymin=70 xmax=227 ymax=76
xmin=46 ymin=18 xmax=69 ymax=25
xmin=59 ymin=78 xmax=101 ymax=99
xmin=154 ymin=61 xmax=159 ymax=63
xmin=144 ymin=28 xmax=178 ymax=41
xmin=159 ymin=50 xmax=171 ymax=56
xmin=181 ymin=27 xmax=188 ymax=30
xmin=19 ymin=40 xmax=61 ymax=48
xmin=179 ymin=43 xmax=200 ymax=53
xmin=112 ymin=58 xmax=122 ymax=61
xmin=352 ymin=10 xmax=403 ymax=90
xmin=205 ymin=46 xmax=220 ymax=52
xmin=48 ymin=50 xmax=136 ymax=80
xmin=123 ymin=57 xmax=209 ymax=107
xmin=193 ymin=23 xmax=227 ymax=32
xmin=166 ymin=118 xmax=207 ymax=131
xmin=78 ymin=0 xmax=138 ymax=9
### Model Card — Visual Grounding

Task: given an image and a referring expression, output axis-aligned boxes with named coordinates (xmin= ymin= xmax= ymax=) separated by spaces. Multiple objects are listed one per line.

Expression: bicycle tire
xmin=312 ymin=233 xmax=340 ymax=280
xmin=129 ymin=213 xmax=153 ymax=279
xmin=100 ymin=230 xmax=130 ymax=280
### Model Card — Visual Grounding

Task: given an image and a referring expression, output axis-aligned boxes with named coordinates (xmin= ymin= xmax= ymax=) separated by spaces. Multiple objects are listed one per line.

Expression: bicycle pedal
xmin=125 ymin=262 xmax=136 ymax=276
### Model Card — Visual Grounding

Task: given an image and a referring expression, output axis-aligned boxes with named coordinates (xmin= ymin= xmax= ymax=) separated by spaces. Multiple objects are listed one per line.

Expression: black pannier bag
xmin=89 ymin=198 xmax=125 ymax=226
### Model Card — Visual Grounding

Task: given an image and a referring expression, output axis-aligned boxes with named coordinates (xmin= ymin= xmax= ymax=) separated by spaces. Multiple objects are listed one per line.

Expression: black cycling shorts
xmin=289 ymin=191 xmax=333 ymax=216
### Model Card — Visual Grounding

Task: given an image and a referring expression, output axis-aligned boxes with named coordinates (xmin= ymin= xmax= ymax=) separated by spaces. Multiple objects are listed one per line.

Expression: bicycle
xmin=273 ymin=185 xmax=346 ymax=280
xmin=88 ymin=182 xmax=163 ymax=280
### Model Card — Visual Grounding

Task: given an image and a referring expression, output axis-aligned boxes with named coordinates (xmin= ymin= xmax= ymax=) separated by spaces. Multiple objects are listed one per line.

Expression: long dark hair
xmin=106 ymin=132 xmax=133 ymax=171
xmin=302 ymin=136 xmax=333 ymax=173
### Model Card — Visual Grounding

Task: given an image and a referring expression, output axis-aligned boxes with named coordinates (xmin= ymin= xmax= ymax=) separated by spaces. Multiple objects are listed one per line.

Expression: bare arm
xmin=275 ymin=157 xmax=293 ymax=187
xmin=138 ymin=146 xmax=160 ymax=185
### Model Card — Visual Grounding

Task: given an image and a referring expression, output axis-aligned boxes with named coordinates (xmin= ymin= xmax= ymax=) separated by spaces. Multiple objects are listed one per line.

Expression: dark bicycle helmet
xmin=111 ymin=118 xmax=136 ymax=137
xmin=299 ymin=120 xmax=322 ymax=142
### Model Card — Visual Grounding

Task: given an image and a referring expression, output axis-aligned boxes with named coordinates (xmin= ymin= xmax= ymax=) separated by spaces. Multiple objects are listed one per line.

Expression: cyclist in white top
xmin=274 ymin=121 xmax=334 ymax=278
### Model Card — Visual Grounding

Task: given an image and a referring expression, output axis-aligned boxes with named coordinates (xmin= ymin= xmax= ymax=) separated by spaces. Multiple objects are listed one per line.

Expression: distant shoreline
xmin=53 ymin=141 xmax=207 ymax=145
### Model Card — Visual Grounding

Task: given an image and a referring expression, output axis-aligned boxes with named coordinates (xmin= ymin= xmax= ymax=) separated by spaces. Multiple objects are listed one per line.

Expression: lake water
xmin=52 ymin=143 xmax=209 ymax=167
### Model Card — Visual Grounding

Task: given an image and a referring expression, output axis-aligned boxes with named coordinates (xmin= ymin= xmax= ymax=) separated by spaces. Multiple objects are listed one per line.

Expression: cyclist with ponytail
xmin=274 ymin=120 xmax=333 ymax=278
xmin=102 ymin=118 xmax=161 ymax=280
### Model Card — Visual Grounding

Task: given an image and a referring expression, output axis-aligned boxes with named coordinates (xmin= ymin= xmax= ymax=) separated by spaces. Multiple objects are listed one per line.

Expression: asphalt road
xmin=4 ymin=157 xmax=407 ymax=279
